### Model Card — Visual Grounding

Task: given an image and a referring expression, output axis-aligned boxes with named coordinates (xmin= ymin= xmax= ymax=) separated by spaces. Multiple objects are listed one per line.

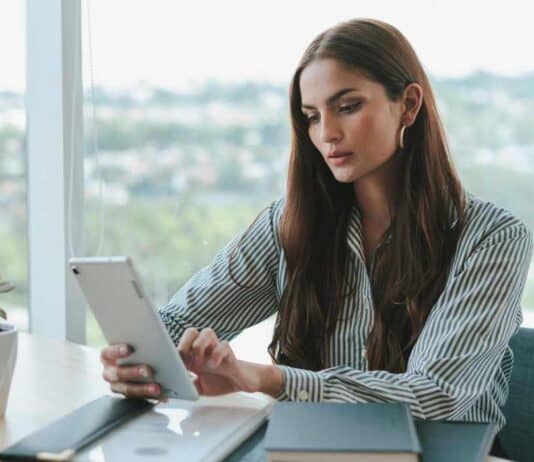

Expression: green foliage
xmin=84 ymin=195 xmax=275 ymax=307
xmin=1 ymin=76 xmax=533 ymax=337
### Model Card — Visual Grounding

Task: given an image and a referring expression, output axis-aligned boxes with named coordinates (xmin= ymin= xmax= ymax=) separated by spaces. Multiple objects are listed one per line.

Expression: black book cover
xmin=0 ymin=396 xmax=153 ymax=461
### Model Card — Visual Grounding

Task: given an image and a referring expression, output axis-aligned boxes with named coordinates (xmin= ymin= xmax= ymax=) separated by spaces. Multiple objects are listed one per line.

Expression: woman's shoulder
xmin=262 ymin=196 xmax=286 ymax=232
xmin=240 ymin=197 xmax=286 ymax=249
xmin=269 ymin=196 xmax=286 ymax=216
xmin=462 ymin=190 xmax=533 ymax=248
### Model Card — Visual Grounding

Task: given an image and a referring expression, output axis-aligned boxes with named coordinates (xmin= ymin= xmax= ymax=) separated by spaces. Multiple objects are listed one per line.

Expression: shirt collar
xmin=347 ymin=203 xmax=366 ymax=264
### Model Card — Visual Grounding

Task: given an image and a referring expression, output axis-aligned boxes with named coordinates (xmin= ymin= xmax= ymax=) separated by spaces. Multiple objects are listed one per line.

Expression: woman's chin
xmin=332 ymin=169 xmax=358 ymax=184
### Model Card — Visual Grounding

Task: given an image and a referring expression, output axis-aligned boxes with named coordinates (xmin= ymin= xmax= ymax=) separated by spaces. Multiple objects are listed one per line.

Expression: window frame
xmin=26 ymin=0 xmax=86 ymax=342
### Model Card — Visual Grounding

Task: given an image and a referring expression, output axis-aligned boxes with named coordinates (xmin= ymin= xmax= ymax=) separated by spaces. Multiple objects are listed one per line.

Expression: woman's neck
xmin=353 ymin=154 xmax=401 ymax=228
xmin=354 ymin=180 xmax=393 ymax=228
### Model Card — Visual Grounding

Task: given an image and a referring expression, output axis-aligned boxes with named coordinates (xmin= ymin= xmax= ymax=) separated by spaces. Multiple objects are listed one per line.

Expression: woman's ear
xmin=402 ymin=82 xmax=423 ymax=127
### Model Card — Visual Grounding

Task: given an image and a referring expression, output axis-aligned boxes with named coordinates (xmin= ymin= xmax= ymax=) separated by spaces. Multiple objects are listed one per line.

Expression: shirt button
xmin=298 ymin=390 xmax=309 ymax=401
xmin=361 ymin=348 xmax=367 ymax=359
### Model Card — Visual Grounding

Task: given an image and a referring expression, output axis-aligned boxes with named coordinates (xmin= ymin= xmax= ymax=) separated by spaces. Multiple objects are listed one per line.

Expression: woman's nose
xmin=319 ymin=114 xmax=343 ymax=144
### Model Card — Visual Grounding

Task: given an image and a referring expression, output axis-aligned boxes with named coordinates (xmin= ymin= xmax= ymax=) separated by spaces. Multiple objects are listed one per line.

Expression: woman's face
xmin=299 ymin=58 xmax=405 ymax=184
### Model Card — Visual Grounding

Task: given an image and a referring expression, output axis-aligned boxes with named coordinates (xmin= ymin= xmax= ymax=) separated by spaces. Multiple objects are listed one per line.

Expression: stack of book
xmin=264 ymin=402 xmax=496 ymax=462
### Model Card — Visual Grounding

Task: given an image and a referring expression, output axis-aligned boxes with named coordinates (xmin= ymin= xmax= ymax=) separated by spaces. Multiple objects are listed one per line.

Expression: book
xmin=264 ymin=402 xmax=421 ymax=461
xmin=224 ymin=419 xmax=498 ymax=462
xmin=414 ymin=419 xmax=496 ymax=462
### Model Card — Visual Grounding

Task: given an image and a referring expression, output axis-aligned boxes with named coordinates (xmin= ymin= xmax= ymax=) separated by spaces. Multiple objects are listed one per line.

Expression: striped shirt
xmin=158 ymin=191 xmax=533 ymax=431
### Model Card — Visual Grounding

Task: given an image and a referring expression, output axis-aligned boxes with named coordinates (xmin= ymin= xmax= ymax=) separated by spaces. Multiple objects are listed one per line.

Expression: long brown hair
xmin=267 ymin=18 xmax=467 ymax=373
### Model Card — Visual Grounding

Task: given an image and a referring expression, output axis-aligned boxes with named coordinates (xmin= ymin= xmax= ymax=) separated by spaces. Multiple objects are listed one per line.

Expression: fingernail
xmin=119 ymin=345 xmax=128 ymax=355
xmin=150 ymin=384 xmax=159 ymax=395
xmin=109 ymin=368 xmax=118 ymax=381
xmin=139 ymin=366 xmax=149 ymax=377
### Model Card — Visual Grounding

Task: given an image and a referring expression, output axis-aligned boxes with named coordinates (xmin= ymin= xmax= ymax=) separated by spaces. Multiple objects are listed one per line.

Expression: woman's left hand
xmin=177 ymin=327 xmax=281 ymax=396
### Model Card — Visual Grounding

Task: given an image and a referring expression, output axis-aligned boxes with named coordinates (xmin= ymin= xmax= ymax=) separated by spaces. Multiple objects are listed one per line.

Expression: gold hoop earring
xmin=399 ymin=124 xmax=407 ymax=150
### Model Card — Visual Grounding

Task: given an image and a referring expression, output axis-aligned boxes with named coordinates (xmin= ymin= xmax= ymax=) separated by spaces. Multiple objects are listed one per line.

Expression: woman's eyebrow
xmin=301 ymin=88 xmax=360 ymax=110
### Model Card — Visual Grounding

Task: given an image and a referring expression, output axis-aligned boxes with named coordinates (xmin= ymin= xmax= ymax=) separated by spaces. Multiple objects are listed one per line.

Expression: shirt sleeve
xmin=158 ymin=199 xmax=284 ymax=345
xmin=275 ymin=220 xmax=533 ymax=422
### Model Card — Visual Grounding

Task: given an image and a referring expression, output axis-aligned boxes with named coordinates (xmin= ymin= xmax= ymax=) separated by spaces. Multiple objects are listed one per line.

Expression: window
xmin=0 ymin=2 xmax=27 ymax=332
xmin=23 ymin=1 xmax=534 ymax=346
xmin=81 ymin=2 xmax=290 ymax=348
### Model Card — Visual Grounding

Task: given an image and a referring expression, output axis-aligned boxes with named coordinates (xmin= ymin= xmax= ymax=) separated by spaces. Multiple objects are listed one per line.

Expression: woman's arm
xmin=158 ymin=198 xmax=285 ymax=345
xmin=272 ymin=220 xmax=533 ymax=421
xmin=100 ymin=199 xmax=285 ymax=400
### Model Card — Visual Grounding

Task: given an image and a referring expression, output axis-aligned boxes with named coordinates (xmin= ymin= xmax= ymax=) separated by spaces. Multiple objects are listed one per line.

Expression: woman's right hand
xmin=100 ymin=343 xmax=164 ymax=400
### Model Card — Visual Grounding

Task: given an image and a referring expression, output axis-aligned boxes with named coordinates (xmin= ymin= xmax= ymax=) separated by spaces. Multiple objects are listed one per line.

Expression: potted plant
xmin=0 ymin=275 xmax=15 ymax=320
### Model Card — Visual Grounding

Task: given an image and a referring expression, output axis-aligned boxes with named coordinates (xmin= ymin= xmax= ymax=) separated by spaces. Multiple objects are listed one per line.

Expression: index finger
xmin=177 ymin=327 xmax=200 ymax=359
xmin=100 ymin=344 xmax=132 ymax=364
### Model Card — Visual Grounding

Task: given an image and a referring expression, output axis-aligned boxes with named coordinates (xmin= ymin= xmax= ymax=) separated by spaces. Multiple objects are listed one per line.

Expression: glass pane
xmin=81 ymin=2 xmax=534 ymax=352
xmin=0 ymin=3 xmax=27 ymax=331
xmin=437 ymin=77 xmax=534 ymax=323
xmin=81 ymin=2 xmax=288 ymax=348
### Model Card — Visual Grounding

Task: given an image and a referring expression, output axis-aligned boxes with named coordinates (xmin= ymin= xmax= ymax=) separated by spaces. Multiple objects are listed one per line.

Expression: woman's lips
xmin=327 ymin=152 xmax=353 ymax=166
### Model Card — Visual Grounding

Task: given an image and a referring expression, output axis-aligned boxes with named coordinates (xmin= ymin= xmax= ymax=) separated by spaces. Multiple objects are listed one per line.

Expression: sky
xmin=1 ymin=0 xmax=534 ymax=92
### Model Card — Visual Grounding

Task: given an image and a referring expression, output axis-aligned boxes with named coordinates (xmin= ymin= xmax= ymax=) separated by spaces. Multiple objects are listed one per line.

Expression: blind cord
xmin=68 ymin=0 xmax=106 ymax=258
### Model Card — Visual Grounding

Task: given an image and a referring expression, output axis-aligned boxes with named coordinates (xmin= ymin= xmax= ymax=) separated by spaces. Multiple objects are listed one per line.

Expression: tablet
xmin=69 ymin=256 xmax=199 ymax=401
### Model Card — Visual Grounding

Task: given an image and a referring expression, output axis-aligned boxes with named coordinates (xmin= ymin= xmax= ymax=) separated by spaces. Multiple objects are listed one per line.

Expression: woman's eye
xmin=303 ymin=103 xmax=360 ymax=124
xmin=339 ymin=102 xmax=361 ymax=113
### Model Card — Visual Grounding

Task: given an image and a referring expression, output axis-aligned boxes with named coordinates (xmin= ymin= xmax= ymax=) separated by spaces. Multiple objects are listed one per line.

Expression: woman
xmin=100 ymin=18 xmax=532 ymax=455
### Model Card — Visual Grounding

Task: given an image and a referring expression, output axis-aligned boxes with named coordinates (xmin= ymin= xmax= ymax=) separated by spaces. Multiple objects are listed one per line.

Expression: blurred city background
xmin=0 ymin=1 xmax=533 ymax=350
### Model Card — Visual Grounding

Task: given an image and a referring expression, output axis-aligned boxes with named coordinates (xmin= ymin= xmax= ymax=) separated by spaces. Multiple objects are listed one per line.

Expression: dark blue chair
xmin=499 ymin=327 xmax=534 ymax=461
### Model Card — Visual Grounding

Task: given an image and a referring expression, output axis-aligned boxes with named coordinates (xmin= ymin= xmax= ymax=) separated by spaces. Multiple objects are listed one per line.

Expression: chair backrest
xmin=499 ymin=327 xmax=534 ymax=461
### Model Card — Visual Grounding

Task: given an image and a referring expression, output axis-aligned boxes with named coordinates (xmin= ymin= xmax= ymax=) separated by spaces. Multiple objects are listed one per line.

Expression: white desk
xmin=0 ymin=332 xmax=109 ymax=448
xmin=0 ymin=333 xmax=509 ymax=461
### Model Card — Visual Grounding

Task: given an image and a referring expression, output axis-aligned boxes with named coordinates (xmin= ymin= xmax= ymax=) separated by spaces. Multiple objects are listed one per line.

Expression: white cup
xmin=0 ymin=321 xmax=17 ymax=417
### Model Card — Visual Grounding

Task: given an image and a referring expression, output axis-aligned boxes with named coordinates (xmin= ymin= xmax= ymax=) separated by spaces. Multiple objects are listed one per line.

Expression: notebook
xmin=0 ymin=396 xmax=154 ymax=461
xmin=75 ymin=392 xmax=274 ymax=462
xmin=264 ymin=402 xmax=421 ymax=462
